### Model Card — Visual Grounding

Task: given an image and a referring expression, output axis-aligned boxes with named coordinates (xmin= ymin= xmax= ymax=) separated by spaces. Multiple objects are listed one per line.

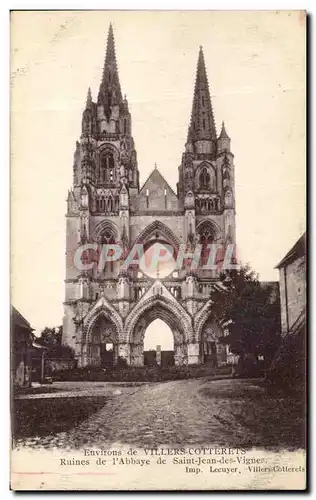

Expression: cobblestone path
xmin=14 ymin=378 xmax=304 ymax=451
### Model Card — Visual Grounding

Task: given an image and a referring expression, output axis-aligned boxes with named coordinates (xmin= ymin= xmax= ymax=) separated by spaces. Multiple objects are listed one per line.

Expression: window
xmin=223 ymin=170 xmax=230 ymax=188
xmin=100 ymin=197 xmax=105 ymax=211
xmin=108 ymin=197 xmax=113 ymax=212
xmin=100 ymin=163 xmax=105 ymax=183
xmin=100 ymin=231 xmax=116 ymax=276
xmin=225 ymin=191 xmax=232 ymax=207
xmin=146 ymin=188 xmax=149 ymax=209
xmin=199 ymin=226 xmax=215 ymax=266
xmin=200 ymin=168 xmax=210 ymax=189
xmin=124 ymin=118 xmax=127 ymax=134
xmin=100 ymin=153 xmax=115 ymax=183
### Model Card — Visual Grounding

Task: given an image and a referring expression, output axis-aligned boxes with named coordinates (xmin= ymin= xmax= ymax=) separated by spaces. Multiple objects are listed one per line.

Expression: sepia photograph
xmin=10 ymin=10 xmax=306 ymax=491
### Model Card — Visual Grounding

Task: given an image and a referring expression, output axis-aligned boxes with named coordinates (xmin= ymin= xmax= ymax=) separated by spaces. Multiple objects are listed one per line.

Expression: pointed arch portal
xmin=143 ymin=319 xmax=174 ymax=366
xmin=144 ymin=319 xmax=174 ymax=350
xmin=83 ymin=312 xmax=119 ymax=367
xmin=125 ymin=295 xmax=194 ymax=366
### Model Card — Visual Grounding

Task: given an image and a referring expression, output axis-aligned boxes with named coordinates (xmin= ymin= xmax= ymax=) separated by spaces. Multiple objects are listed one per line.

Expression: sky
xmin=10 ymin=11 xmax=306 ymax=341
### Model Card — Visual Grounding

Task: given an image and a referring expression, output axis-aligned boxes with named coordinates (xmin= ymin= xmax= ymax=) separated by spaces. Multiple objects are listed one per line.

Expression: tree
xmin=37 ymin=326 xmax=62 ymax=346
xmin=37 ymin=325 xmax=74 ymax=359
xmin=211 ymin=265 xmax=281 ymax=363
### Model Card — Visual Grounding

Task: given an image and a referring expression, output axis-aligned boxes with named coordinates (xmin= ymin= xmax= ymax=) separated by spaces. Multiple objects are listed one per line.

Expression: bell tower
xmin=177 ymin=46 xmax=236 ymax=274
xmin=63 ymin=24 xmax=140 ymax=353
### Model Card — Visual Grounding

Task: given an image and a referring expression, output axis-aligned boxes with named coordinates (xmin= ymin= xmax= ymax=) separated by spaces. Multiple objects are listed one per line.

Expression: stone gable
xmin=133 ymin=168 xmax=179 ymax=212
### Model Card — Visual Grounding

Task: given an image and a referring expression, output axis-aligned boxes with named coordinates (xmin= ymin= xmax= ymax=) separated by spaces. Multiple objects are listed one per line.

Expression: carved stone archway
xmin=195 ymin=301 xmax=227 ymax=366
xmin=79 ymin=296 xmax=124 ymax=366
xmin=124 ymin=291 xmax=196 ymax=365
xmin=85 ymin=313 xmax=118 ymax=366
xmin=133 ymin=220 xmax=180 ymax=251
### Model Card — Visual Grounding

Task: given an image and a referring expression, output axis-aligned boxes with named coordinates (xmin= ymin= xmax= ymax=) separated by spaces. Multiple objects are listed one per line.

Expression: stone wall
xmin=47 ymin=358 xmax=77 ymax=373
xmin=279 ymin=255 xmax=306 ymax=336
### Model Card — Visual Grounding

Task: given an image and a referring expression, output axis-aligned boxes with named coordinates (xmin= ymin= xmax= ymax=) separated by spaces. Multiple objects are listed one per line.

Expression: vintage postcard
xmin=10 ymin=10 xmax=306 ymax=491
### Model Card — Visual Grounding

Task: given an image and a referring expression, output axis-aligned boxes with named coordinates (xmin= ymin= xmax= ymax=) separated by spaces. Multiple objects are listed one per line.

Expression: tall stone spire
xmin=98 ymin=24 xmax=123 ymax=114
xmin=187 ymin=46 xmax=217 ymax=143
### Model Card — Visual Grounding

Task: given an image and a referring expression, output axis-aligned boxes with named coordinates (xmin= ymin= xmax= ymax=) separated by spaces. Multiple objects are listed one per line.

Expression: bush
xmin=48 ymin=345 xmax=75 ymax=359
xmin=267 ymin=326 xmax=306 ymax=393
xmin=52 ymin=363 xmax=232 ymax=382
xmin=235 ymin=354 xmax=264 ymax=378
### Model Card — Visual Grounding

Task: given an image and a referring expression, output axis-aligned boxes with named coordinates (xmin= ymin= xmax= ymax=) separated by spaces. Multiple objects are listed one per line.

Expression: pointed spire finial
xmin=219 ymin=121 xmax=230 ymax=140
xmin=86 ymin=87 xmax=92 ymax=108
xmin=105 ymin=23 xmax=115 ymax=63
xmin=98 ymin=23 xmax=122 ymax=107
xmin=154 ymin=162 xmax=157 ymax=170
xmin=187 ymin=46 xmax=217 ymax=143
xmin=197 ymin=45 xmax=207 ymax=83
xmin=123 ymin=93 xmax=129 ymax=110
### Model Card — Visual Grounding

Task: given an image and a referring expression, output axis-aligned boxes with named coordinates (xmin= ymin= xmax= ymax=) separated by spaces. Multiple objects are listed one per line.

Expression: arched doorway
xmin=143 ymin=319 xmax=174 ymax=366
xmin=86 ymin=314 xmax=118 ymax=366
xmin=200 ymin=319 xmax=227 ymax=367
xmin=127 ymin=297 xmax=191 ymax=366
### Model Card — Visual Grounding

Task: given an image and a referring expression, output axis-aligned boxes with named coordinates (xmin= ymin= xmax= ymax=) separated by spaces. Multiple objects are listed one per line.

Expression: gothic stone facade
xmin=62 ymin=25 xmax=236 ymax=367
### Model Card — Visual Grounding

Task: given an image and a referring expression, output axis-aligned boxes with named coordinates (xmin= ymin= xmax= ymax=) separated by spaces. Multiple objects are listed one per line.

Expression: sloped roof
xmin=275 ymin=233 xmax=306 ymax=269
xmin=139 ymin=167 xmax=177 ymax=198
xmin=11 ymin=305 xmax=33 ymax=331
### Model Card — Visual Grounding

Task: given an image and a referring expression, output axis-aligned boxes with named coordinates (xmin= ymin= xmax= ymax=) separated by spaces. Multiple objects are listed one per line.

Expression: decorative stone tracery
xmin=62 ymin=26 xmax=236 ymax=368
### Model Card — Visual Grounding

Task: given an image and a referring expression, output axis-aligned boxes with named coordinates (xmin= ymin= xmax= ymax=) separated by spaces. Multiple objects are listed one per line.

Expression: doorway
xmin=143 ymin=319 xmax=174 ymax=366
xmin=100 ymin=342 xmax=114 ymax=367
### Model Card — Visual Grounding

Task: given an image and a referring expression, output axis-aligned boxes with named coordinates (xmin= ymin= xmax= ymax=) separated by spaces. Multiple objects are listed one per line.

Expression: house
xmin=275 ymin=233 xmax=306 ymax=337
xmin=11 ymin=306 xmax=34 ymax=387
xmin=269 ymin=233 xmax=306 ymax=386
xmin=11 ymin=306 xmax=46 ymax=387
